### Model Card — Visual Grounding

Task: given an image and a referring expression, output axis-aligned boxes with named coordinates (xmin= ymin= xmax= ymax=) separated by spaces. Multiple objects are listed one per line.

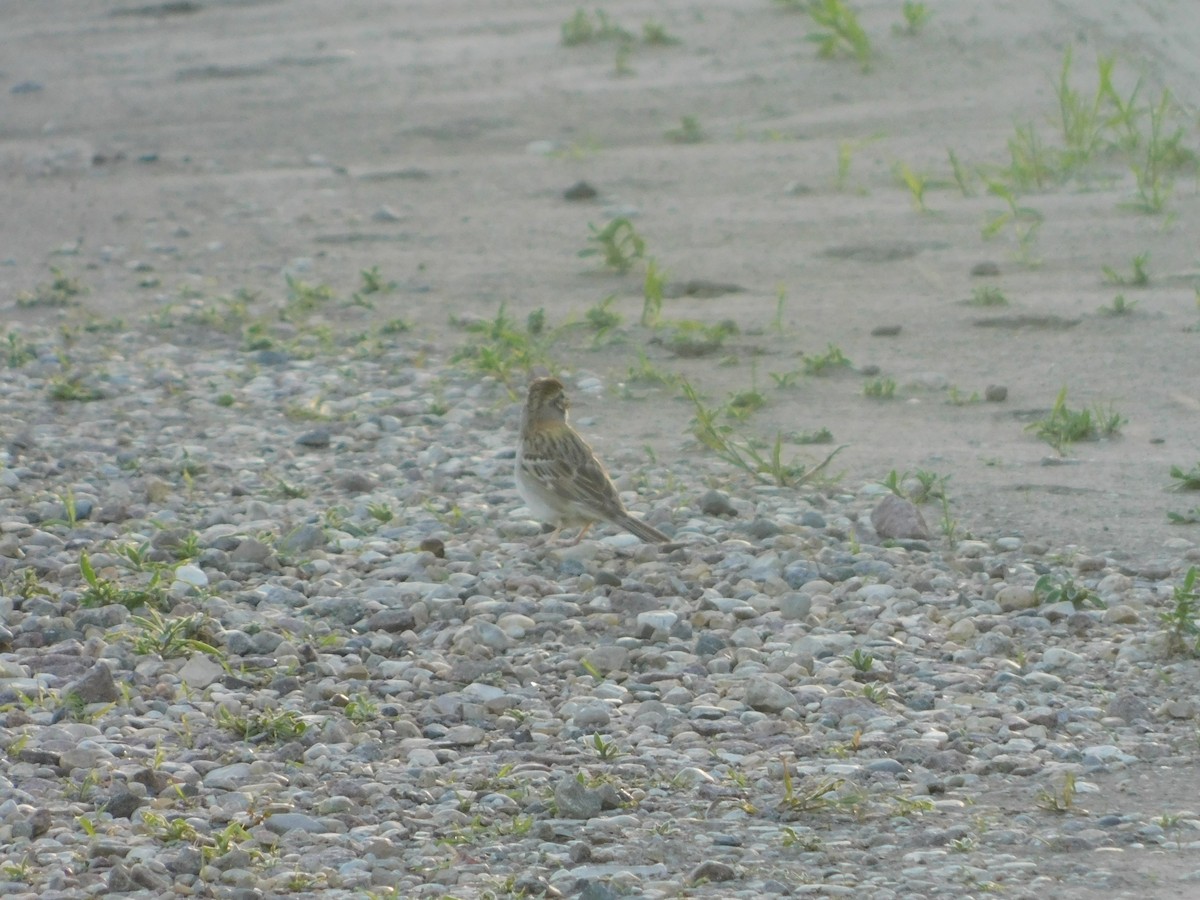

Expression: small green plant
xmin=217 ymin=706 xmax=308 ymax=742
xmin=1034 ymin=574 xmax=1104 ymax=610
xmin=862 ymin=377 xmax=896 ymax=399
xmin=345 ymin=692 xmax=379 ymax=724
xmin=561 ymin=8 xmax=633 ymax=45
xmin=1127 ymin=89 xmax=1192 ymax=213
xmin=130 ymin=609 xmax=221 ymax=659
xmin=4 ymin=332 xmax=38 ymax=367
xmin=281 ymin=275 xmax=334 ymax=322
xmin=17 ymin=267 xmax=87 ymax=307
xmin=626 ymin=351 xmax=678 ymax=387
xmin=1054 ymin=46 xmax=1105 ymax=175
xmin=1169 ymin=464 xmax=1200 ymax=492
xmin=590 ymin=733 xmax=623 ymax=760
xmin=946 ymin=148 xmax=974 ymax=196
xmin=806 ymin=0 xmax=872 ymax=71
xmin=683 ymin=381 xmax=842 ymax=486
xmin=48 ymin=372 xmax=104 ymax=402
xmin=780 ymin=826 xmax=824 ymax=851
xmin=1159 ymin=566 xmax=1200 ymax=656
xmin=1026 ymin=387 xmax=1124 ymax=453
xmin=452 ymin=303 xmax=552 ymax=385
xmin=1098 ymin=294 xmax=1138 ymax=316
xmin=779 ymin=758 xmax=852 ymax=814
xmin=642 ymin=259 xmax=666 ymax=327
xmin=1101 ymin=252 xmax=1150 ymax=286
xmin=772 ymin=284 xmax=789 ymax=333
xmin=642 ymin=20 xmax=679 ymax=45
xmin=584 ymin=294 xmax=623 ymax=339
xmin=893 ymin=162 xmax=931 ymax=212
xmin=1036 ymin=772 xmax=1077 ymax=813
xmin=1003 ymin=122 xmax=1057 ymax=191
xmin=580 ymin=217 xmax=646 ymax=273
xmin=966 ymin=285 xmax=1008 ymax=306
xmin=861 ymin=682 xmax=888 ymax=703
xmin=79 ymin=551 xmax=167 ymax=610
xmin=843 ymin=648 xmax=875 ymax=673
xmin=663 ymin=319 xmax=736 ymax=357
xmin=726 ymin=387 xmax=767 ymax=421
xmin=895 ymin=1 xmax=932 ymax=35
xmin=802 ymin=344 xmax=852 ymax=376
xmin=982 ymin=180 xmax=1043 ymax=265
xmin=367 ymin=501 xmax=394 ymax=523
xmin=946 ymin=385 xmax=981 ymax=406
xmin=665 ymin=115 xmax=704 ymax=144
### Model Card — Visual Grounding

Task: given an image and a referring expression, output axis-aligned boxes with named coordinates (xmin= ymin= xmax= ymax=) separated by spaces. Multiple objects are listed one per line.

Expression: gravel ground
xmin=2 ymin=321 xmax=1200 ymax=899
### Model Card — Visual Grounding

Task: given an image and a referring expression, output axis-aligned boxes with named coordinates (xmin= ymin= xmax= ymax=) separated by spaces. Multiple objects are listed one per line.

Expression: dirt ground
xmin=3 ymin=0 xmax=1200 ymax=558
xmin=4 ymin=5 xmax=1200 ymax=897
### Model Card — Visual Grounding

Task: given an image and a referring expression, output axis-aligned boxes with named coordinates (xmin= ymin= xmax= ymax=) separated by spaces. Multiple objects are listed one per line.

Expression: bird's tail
xmin=615 ymin=514 xmax=670 ymax=544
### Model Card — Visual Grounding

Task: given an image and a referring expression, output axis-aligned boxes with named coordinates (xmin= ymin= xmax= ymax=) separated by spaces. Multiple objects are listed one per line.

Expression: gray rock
xmin=745 ymin=680 xmax=795 ymax=713
xmin=277 ymin=523 xmax=326 ymax=554
xmin=65 ymin=663 xmax=119 ymax=704
xmin=263 ymin=812 xmax=328 ymax=834
xmin=555 ymin=774 xmax=602 ymax=819
xmin=687 ymin=860 xmax=736 ymax=883
xmin=870 ymin=494 xmax=931 ymax=540
xmin=699 ymin=489 xmax=737 ymax=517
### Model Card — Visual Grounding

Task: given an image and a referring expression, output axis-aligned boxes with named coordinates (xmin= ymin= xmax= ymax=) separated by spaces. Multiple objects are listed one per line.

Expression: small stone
xmin=179 ymin=653 xmax=225 ymax=689
xmin=779 ymin=592 xmax=812 ymax=621
xmin=996 ymin=585 xmax=1037 ymax=611
xmin=564 ymin=180 xmax=598 ymax=200
xmin=335 ymin=472 xmax=376 ymax=493
xmin=105 ymin=790 xmax=144 ymax=820
xmin=1107 ymin=691 xmax=1152 ymax=724
xmin=277 ymin=523 xmax=326 ymax=554
xmin=295 ymin=428 xmax=331 ymax=448
xmin=699 ymin=489 xmax=737 ymax=517
xmin=871 ymin=324 xmax=902 ymax=337
xmin=419 ymin=537 xmax=445 ymax=558
xmin=687 ymin=860 xmax=736 ymax=884
xmin=263 ymin=813 xmax=327 ymax=835
xmin=971 ymin=261 xmax=1001 ymax=276
xmin=985 ymin=384 xmax=1008 ymax=402
xmin=870 ymin=493 xmax=931 ymax=541
xmin=65 ymin=663 xmax=119 ymax=704
xmin=745 ymin=679 xmax=795 ymax=713
xmin=555 ymin=775 xmax=602 ymax=820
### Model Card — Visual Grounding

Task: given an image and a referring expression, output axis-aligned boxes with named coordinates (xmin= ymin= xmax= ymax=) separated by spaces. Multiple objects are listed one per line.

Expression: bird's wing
xmin=522 ymin=428 xmax=625 ymax=516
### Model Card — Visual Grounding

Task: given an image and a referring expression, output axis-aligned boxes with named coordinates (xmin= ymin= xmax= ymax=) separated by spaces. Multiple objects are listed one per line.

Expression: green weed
xmin=806 ymin=0 xmax=872 ymax=72
xmin=1026 ymin=386 xmax=1124 ymax=453
xmin=1169 ymin=463 xmax=1200 ymax=491
xmin=641 ymin=259 xmax=667 ymax=327
xmin=1159 ymin=566 xmax=1200 ymax=655
xmin=217 ymin=706 xmax=308 ymax=742
xmin=1102 ymin=252 xmax=1150 ymax=286
xmin=580 ymin=217 xmax=646 ymax=273
xmin=966 ymin=286 xmax=1008 ymax=306
xmin=130 ymin=609 xmax=221 ymax=659
xmin=895 ymin=1 xmax=932 ymax=35
xmin=665 ymin=115 xmax=705 ymax=144
xmin=862 ymin=377 xmax=896 ymax=399
xmin=683 ymin=381 xmax=843 ymax=486
xmin=1098 ymin=294 xmax=1138 ymax=316
xmin=802 ymin=343 xmax=852 ymax=375
xmin=17 ymin=267 xmax=87 ymax=307
xmin=1034 ymin=574 xmax=1104 ymax=609
xmin=79 ymin=551 xmax=167 ymax=610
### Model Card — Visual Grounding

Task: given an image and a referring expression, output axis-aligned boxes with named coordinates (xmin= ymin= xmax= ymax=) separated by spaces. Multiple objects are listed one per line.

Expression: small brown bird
xmin=516 ymin=376 xmax=669 ymax=544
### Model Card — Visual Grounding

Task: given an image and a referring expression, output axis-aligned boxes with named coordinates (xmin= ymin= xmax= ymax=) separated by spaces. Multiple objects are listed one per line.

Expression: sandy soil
xmin=5 ymin=0 xmax=1200 ymax=563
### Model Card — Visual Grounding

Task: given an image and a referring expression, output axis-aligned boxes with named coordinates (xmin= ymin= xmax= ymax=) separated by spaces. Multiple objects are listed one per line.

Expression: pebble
xmin=0 ymin=322 xmax=1193 ymax=899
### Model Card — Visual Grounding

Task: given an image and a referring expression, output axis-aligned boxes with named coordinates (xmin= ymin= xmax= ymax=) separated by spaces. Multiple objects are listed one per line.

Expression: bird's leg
xmin=568 ymin=522 xmax=593 ymax=546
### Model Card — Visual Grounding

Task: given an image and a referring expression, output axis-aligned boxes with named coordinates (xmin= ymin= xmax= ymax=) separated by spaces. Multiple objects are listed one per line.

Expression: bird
xmin=516 ymin=376 xmax=670 ymax=545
